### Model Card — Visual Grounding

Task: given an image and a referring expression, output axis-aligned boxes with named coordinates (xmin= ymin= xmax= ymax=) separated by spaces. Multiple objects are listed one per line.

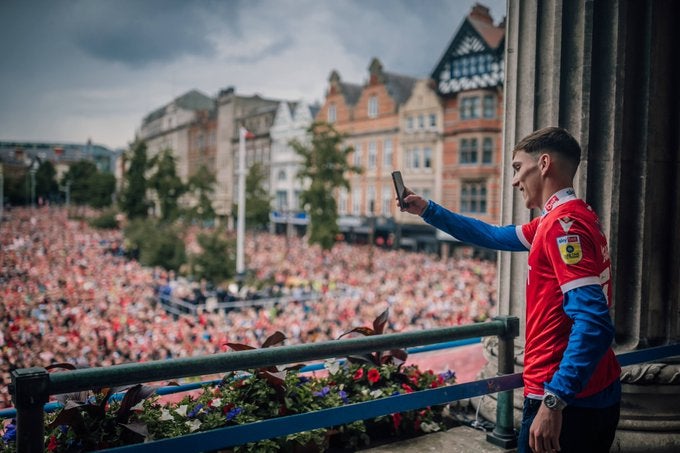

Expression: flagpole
xmin=236 ymin=126 xmax=247 ymax=277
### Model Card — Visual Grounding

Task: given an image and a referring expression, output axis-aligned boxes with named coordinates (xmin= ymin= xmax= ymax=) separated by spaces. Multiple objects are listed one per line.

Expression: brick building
xmin=431 ymin=4 xmax=505 ymax=250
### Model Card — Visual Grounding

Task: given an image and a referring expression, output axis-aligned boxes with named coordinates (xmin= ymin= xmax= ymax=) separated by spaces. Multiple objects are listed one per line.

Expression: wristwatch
xmin=543 ymin=391 xmax=567 ymax=411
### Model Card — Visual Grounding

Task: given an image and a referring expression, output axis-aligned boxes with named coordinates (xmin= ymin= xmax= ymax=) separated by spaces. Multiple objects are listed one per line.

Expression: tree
xmin=244 ymin=162 xmax=272 ymax=229
xmin=124 ymin=219 xmax=186 ymax=271
xmin=148 ymin=148 xmax=186 ymax=222
xmin=186 ymin=165 xmax=216 ymax=222
xmin=290 ymin=121 xmax=361 ymax=250
xmin=119 ymin=141 xmax=151 ymax=220
xmin=88 ymin=172 xmax=116 ymax=208
xmin=61 ymin=160 xmax=115 ymax=208
xmin=189 ymin=230 xmax=236 ymax=284
xmin=35 ymin=160 xmax=59 ymax=203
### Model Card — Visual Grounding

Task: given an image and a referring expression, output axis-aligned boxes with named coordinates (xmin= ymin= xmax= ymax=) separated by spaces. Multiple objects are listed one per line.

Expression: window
xmin=423 ymin=147 xmax=432 ymax=168
xmin=352 ymin=188 xmax=361 ymax=215
xmin=367 ymin=186 xmax=376 ymax=214
xmin=276 ymin=190 xmax=287 ymax=210
xmin=293 ymin=190 xmax=301 ymax=210
xmin=278 ymin=170 xmax=287 ymax=181
xmin=382 ymin=187 xmax=392 ymax=216
xmin=368 ymin=141 xmax=377 ymax=169
xmin=461 ymin=97 xmax=480 ymax=119
xmin=460 ymin=138 xmax=478 ymax=164
xmin=418 ymin=114 xmax=425 ymax=129
xmin=483 ymin=95 xmax=495 ymax=118
xmin=460 ymin=181 xmax=487 ymax=214
xmin=353 ymin=143 xmax=362 ymax=167
xmin=406 ymin=116 xmax=414 ymax=130
xmin=429 ymin=113 xmax=437 ymax=129
xmin=328 ymin=104 xmax=336 ymax=123
xmin=411 ymin=147 xmax=420 ymax=169
xmin=383 ymin=139 xmax=393 ymax=168
xmin=482 ymin=138 xmax=493 ymax=164
xmin=339 ymin=188 xmax=348 ymax=215
xmin=368 ymin=96 xmax=378 ymax=118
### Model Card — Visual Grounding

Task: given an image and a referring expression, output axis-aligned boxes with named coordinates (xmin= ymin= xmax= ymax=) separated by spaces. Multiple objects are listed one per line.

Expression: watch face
xmin=544 ymin=395 xmax=557 ymax=408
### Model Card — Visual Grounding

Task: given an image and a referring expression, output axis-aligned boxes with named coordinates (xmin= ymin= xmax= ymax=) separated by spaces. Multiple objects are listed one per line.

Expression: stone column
xmin=477 ymin=1 xmax=680 ymax=450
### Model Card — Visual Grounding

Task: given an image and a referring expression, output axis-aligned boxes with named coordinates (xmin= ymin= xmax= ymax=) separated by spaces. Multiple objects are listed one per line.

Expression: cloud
xmin=0 ymin=0 xmax=507 ymax=149
xmin=67 ymin=0 xmax=230 ymax=67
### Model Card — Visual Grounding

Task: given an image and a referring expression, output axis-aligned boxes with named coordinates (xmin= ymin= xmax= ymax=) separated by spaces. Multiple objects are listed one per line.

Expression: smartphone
xmin=391 ymin=171 xmax=409 ymax=209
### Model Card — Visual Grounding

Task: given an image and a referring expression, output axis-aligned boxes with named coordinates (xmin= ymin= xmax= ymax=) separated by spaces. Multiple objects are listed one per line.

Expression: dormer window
xmin=328 ymin=104 xmax=336 ymax=123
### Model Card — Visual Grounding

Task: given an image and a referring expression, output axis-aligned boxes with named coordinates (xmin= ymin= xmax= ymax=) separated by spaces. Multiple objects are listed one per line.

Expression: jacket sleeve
xmin=420 ymin=200 xmax=528 ymax=251
xmin=543 ymin=284 xmax=615 ymax=403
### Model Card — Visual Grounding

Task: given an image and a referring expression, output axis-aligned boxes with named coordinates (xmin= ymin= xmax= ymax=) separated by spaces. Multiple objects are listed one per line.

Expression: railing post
xmin=10 ymin=367 xmax=49 ymax=453
xmin=487 ymin=316 xmax=519 ymax=449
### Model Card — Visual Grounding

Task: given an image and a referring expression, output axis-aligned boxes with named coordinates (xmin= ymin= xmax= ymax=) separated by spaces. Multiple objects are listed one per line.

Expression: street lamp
xmin=24 ymin=157 xmax=39 ymax=209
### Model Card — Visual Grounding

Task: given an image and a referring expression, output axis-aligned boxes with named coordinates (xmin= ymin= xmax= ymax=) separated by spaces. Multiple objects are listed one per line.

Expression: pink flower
xmin=353 ymin=368 xmax=364 ymax=380
xmin=367 ymin=368 xmax=380 ymax=384
xmin=401 ymin=383 xmax=413 ymax=394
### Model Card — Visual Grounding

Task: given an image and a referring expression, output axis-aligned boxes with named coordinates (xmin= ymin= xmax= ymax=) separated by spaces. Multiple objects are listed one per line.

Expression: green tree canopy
xmin=124 ymin=218 xmax=186 ymax=271
xmin=244 ymin=162 xmax=272 ymax=229
xmin=148 ymin=148 xmax=186 ymax=222
xmin=186 ymin=165 xmax=216 ymax=222
xmin=35 ymin=159 xmax=59 ymax=203
xmin=290 ymin=121 xmax=361 ymax=250
xmin=60 ymin=160 xmax=115 ymax=208
xmin=189 ymin=230 xmax=235 ymax=284
xmin=119 ymin=140 xmax=151 ymax=220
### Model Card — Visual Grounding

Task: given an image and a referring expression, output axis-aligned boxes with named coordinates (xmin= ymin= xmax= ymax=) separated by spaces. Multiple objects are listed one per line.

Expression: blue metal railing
xmin=8 ymin=319 xmax=680 ymax=452
xmin=0 ymin=337 xmax=482 ymax=420
xmin=9 ymin=318 xmax=518 ymax=452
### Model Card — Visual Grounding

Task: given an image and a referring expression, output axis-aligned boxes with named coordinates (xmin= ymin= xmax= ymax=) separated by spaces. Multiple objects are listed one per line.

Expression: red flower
xmin=47 ymin=435 xmax=58 ymax=451
xmin=367 ymin=368 xmax=380 ymax=384
xmin=391 ymin=412 xmax=402 ymax=431
xmin=401 ymin=383 xmax=413 ymax=394
xmin=353 ymin=368 xmax=364 ymax=380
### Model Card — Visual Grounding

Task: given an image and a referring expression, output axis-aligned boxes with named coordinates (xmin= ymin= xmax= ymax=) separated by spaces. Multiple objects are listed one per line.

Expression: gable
xmin=431 ymin=19 xmax=505 ymax=96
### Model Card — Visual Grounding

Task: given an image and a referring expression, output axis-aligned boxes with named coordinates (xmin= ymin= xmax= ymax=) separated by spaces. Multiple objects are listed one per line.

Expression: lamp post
xmin=0 ymin=163 xmax=4 ymax=221
xmin=368 ymin=200 xmax=375 ymax=273
xmin=24 ymin=157 xmax=39 ymax=209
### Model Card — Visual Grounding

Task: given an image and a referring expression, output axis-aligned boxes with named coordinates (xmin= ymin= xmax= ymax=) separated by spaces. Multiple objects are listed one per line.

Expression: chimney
xmin=469 ymin=3 xmax=493 ymax=25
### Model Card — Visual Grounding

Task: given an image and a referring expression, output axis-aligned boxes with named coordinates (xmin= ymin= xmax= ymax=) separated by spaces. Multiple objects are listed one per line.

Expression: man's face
xmin=511 ymin=150 xmax=542 ymax=209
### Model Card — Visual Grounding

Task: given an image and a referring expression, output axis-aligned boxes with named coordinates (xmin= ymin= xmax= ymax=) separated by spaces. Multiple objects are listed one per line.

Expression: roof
xmin=383 ymin=72 xmax=418 ymax=105
xmin=340 ymin=81 xmax=363 ymax=106
xmin=429 ymin=3 xmax=505 ymax=81
xmin=142 ymin=89 xmax=215 ymax=125
xmin=469 ymin=16 xmax=504 ymax=49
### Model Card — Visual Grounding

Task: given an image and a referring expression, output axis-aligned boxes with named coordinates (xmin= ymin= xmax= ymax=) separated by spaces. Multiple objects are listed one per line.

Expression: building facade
xmin=317 ymin=58 xmax=418 ymax=245
xmin=138 ymin=90 xmax=215 ymax=182
xmin=269 ymin=100 xmax=319 ymax=233
xmin=431 ymin=4 xmax=505 ymax=248
xmin=214 ymin=88 xmax=281 ymax=220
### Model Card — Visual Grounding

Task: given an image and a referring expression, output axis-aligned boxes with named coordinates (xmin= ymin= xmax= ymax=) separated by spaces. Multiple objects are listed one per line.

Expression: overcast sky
xmin=0 ymin=0 xmax=505 ymax=150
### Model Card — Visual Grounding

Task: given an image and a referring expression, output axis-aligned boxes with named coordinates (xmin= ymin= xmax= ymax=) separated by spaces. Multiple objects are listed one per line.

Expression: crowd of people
xmin=0 ymin=206 xmax=497 ymax=409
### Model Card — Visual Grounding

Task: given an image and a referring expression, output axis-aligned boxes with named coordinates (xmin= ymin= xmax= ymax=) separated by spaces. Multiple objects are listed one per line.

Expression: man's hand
xmin=401 ymin=190 xmax=428 ymax=216
xmin=529 ymin=403 xmax=562 ymax=452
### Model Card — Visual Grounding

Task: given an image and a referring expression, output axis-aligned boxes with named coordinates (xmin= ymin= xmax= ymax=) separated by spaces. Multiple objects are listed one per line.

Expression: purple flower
xmin=226 ymin=407 xmax=242 ymax=421
xmin=338 ymin=390 xmax=349 ymax=404
xmin=188 ymin=403 xmax=204 ymax=418
xmin=2 ymin=420 xmax=16 ymax=443
xmin=439 ymin=370 xmax=456 ymax=381
xmin=313 ymin=386 xmax=331 ymax=398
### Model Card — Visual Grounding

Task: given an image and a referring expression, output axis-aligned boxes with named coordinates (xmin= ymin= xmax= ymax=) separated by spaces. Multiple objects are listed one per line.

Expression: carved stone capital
xmin=621 ymin=361 xmax=680 ymax=385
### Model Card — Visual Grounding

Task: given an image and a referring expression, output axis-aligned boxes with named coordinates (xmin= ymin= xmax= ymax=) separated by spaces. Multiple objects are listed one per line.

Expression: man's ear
xmin=539 ymin=153 xmax=551 ymax=175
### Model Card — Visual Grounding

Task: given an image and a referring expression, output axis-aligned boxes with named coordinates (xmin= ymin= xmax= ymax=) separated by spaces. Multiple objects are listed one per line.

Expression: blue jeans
xmin=518 ymin=398 xmax=620 ymax=453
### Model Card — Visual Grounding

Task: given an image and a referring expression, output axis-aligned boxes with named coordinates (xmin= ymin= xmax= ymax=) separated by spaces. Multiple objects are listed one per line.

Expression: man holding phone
xmin=398 ymin=127 xmax=620 ymax=453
